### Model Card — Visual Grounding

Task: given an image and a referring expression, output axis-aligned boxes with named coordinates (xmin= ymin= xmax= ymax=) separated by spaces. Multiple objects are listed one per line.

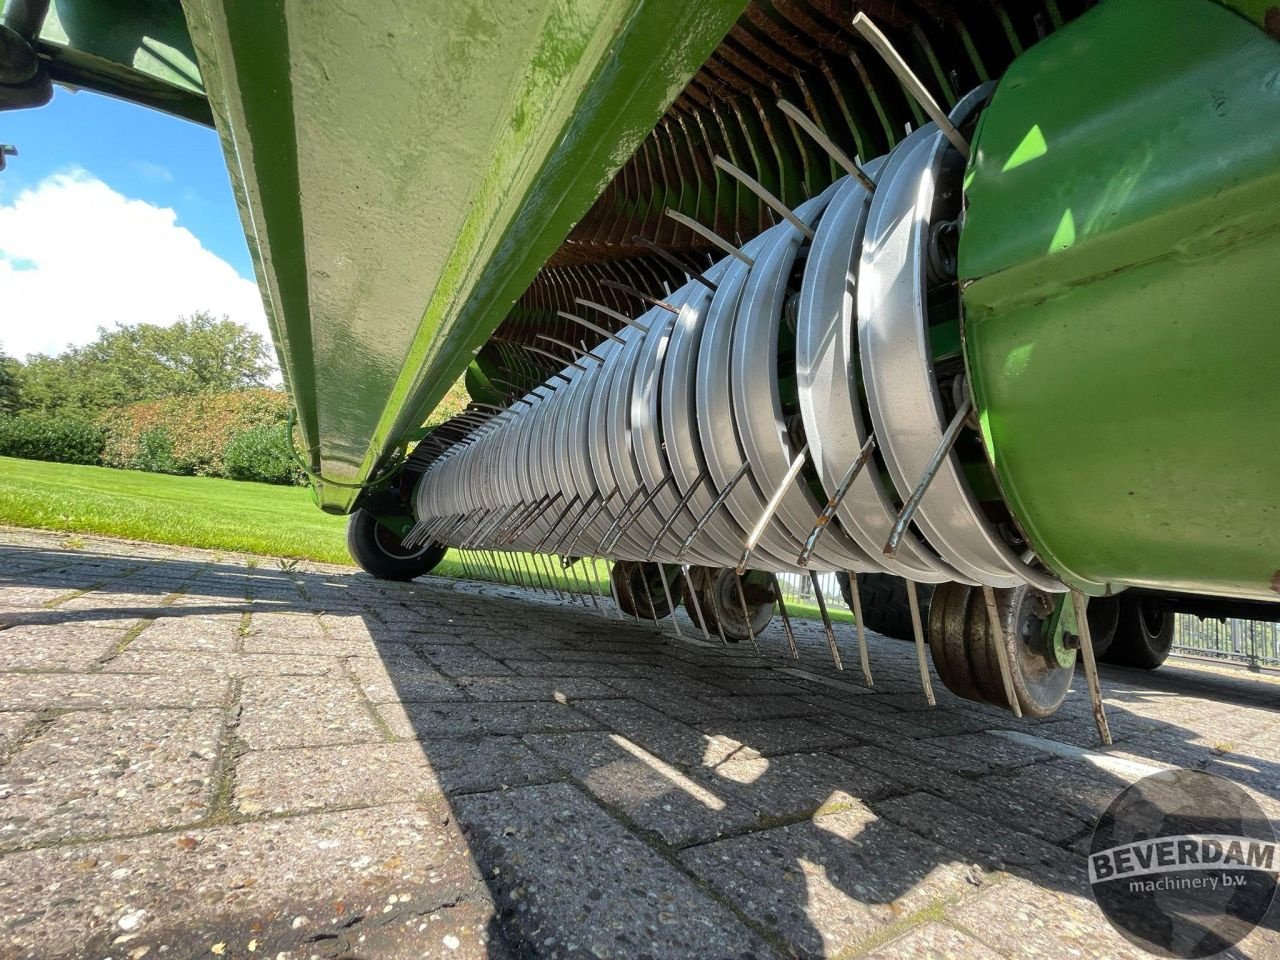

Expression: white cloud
xmin=0 ymin=169 xmax=270 ymax=360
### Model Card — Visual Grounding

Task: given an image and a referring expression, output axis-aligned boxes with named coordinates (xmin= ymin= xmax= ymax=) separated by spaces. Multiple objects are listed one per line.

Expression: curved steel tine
xmin=775 ymin=99 xmax=877 ymax=193
xmin=713 ymin=155 xmax=814 ymax=240
xmin=557 ymin=309 xmax=627 ymax=345
xmin=633 ymin=236 xmax=717 ymax=292
xmin=663 ymin=208 xmax=754 ymax=267
xmin=809 ymin=570 xmax=844 ymax=670
xmin=646 ymin=473 xmax=707 ymax=562
xmin=734 ymin=573 xmax=761 ymax=653
xmin=851 ymin=13 xmax=969 ymax=158
xmin=598 ymin=278 xmax=680 ymax=314
xmin=771 ymin=574 xmax=800 ymax=660
xmin=906 ymin=580 xmax=936 ymax=705
xmin=575 ymin=298 xmax=651 ymax=334
xmin=980 ymin=584 xmax=1022 ymax=718
xmin=799 ymin=435 xmax=877 ymax=567
xmin=845 ymin=571 xmax=874 ymax=687
xmin=681 ymin=564 xmax=713 ymax=643
xmin=604 ymin=473 xmax=676 ymax=554
xmin=737 ymin=444 xmax=809 ymax=574
xmin=1071 ymin=589 xmax=1113 ymax=745
xmin=678 ymin=461 xmax=750 ymax=561
xmin=656 ymin=566 xmax=683 ymax=638
xmin=884 ymin=396 xmax=972 ymax=558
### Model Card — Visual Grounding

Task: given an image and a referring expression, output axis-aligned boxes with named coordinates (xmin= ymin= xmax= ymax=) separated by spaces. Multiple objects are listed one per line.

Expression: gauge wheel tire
xmin=836 ymin=572 xmax=936 ymax=641
xmin=1101 ymin=595 xmax=1173 ymax=670
xmin=691 ymin=567 xmax=775 ymax=643
xmin=346 ymin=509 xmax=446 ymax=581
xmin=611 ymin=561 xmax=681 ymax=620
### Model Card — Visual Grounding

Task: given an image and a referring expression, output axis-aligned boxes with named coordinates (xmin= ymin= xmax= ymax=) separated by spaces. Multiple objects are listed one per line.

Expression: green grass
xmin=0 ymin=457 xmax=854 ymax=624
xmin=0 ymin=456 xmax=354 ymax=563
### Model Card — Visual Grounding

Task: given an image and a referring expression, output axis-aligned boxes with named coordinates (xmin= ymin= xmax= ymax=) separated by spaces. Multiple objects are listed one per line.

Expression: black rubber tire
xmin=611 ymin=561 xmax=681 ymax=619
xmin=1101 ymin=595 xmax=1173 ymax=670
xmin=346 ymin=509 xmax=446 ymax=581
xmin=1084 ymin=595 xmax=1120 ymax=660
xmin=689 ymin=567 xmax=775 ymax=643
xmin=836 ymin=572 xmax=936 ymax=641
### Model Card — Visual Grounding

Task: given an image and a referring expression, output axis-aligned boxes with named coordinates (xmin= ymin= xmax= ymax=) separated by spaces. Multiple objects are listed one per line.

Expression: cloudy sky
xmin=0 ymin=88 xmax=269 ymax=359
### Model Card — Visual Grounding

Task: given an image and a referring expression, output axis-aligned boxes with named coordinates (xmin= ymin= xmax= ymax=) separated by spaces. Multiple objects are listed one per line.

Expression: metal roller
xmin=409 ymin=94 xmax=1062 ymax=597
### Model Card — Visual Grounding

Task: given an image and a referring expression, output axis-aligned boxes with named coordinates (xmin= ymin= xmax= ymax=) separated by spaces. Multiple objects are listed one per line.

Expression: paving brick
xmin=862 ymin=921 xmax=1005 ymax=959
xmin=381 ymin=701 xmax=595 ymax=739
xmin=238 ymin=676 xmax=386 ymax=749
xmin=0 ymin=804 xmax=505 ymax=959
xmin=455 ymin=782 xmax=771 ymax=958
xmin=236 ymin=742 xmax=442 ymax=814
xmin=0 ymin=623 xmax=125 ymax=671
xmin=681 ymin=802 xmax=981 ymax=956
xmin=347 ymin=654 xmax=466 ymax=703
xmin=0 ymin=708 xmax=220 ymax=849
xmin=0 ymin=672 xmax=226 ymax=711
xmin=453 ymin=676 xmax=616 ymax=702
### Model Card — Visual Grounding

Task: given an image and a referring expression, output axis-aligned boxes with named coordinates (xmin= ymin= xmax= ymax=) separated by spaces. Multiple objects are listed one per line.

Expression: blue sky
xmin=2 ymin=87 xmax=252 ymax=278
xmin=0 ymin=87 xmax=267 ymax=358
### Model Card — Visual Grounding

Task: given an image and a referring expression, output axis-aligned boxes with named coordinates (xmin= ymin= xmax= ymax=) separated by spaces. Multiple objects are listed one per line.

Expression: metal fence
xmin=1173 ymin=615 xmax=1280 ymax=669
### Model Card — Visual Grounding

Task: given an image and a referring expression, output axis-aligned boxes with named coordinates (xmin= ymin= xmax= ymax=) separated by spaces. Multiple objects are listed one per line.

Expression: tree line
xmin=0 ymin=311 xmax=274 ymax=414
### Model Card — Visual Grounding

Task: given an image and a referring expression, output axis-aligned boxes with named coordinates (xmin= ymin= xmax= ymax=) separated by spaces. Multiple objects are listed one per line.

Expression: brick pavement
xmin=0 ymin=528 xmax=1277 ymax=959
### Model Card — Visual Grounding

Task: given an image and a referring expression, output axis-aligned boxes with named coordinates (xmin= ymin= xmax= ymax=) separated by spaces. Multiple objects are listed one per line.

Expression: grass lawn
xmin=0 ymin=456 xmax=855 ymax=624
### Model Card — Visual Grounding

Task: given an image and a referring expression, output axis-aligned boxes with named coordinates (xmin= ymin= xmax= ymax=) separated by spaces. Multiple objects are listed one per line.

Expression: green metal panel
xmin=183 ymin=0 xmax=746 ymax=513
xmin=37 ymin=0 xmax=209 ymax=123
xmin=960 ymin=0 xmax=1280 ymax=601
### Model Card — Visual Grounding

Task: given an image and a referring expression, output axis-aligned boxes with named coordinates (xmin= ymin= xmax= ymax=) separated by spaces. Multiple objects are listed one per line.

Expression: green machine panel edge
xmin=182 ymin=0 xmax=747 ymax=513
xmin=959 ymin=0 xmax=1280 ymax=601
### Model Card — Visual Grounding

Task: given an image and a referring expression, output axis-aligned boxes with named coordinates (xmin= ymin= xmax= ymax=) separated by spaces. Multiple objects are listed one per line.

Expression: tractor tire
xmin=836 ymin=572 xmax=935 ymax=641
xmin=346 ymin=509 xmax=446 ymax=581
xmin=611 ymin=561 xmax=681 ymax=619
xmin=1100 ymin=595 xmax=1173 ymax=670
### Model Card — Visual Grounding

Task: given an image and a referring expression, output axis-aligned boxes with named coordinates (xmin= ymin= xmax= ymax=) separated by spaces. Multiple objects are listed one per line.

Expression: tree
xmin=0 ymin=349 xmax=20 ymax=414
xmin=15 ymin=312 xmax=274 ymax=413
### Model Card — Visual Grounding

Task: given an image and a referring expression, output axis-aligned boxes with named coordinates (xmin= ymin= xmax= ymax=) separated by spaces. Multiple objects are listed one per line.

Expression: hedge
xmin=0 ymin=413 xmax=106 ymax=464
xmin=99 ymin=388 xmax=294 ymax=479
xmin=223 ymin=423 xmax=303 ymax=485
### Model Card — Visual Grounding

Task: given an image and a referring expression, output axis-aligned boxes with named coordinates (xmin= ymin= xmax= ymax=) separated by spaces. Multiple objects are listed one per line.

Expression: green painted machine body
xmin=960 ymin=0 xmax=1280 ymax=601
xmin=181 ymin=0 xmax=747 ymax=514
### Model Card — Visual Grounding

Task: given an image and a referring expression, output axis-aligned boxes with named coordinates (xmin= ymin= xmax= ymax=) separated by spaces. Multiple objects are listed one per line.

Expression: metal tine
xmin=519 ymin=341 xmax=590 ymax=374
xmin=775 ymin=99 xmax=877 ymax=194
xmin=604 ymin=474 xmax=677 ymax=554
xmin=906 ymin=580 xmax=937 ymax=705
xmin=510 ymin=491 xmax=563 ymax=545
xmin=502 ymin=494 xmax=551 ymax=544
xmin=536 ymin=333 xmax=605 ymax=364
xmin=713 ymin=155 xmax=814 ymax=241
xmin=633 ymin=236 xmax=718 ymax=292
xmin=851 ymin=13 xmax=970 ymax=159
xmin=846 ymin=571 xmax=874 ymax=687
xmin=598 ymin=278 xmax=680 ymax=315
xmin=663 ymin=208 xmax=754 ymax=267
xmin=604 ymin=560 xmax=626 ymax=620
xmin=646 ymin=473 xmax=707 ymax=562
xmin=656 ymin=566 xmax=683 ymax=638
xmin=734 ymin=574 xmax=761 ymax=653
xmin=638 ymin=567 xmax=661 ymax=624
xmin=585 ymin=557 xmax=604 ymax=610
xmin=884 ymin=395 xmax=973 ymax=557
xmin=799 ymin=434 xmax=877 ymax=566
xmin=677 ymin=461 xmax=751 ymax=560
xmin=576 ymin=298 xmax=651 ymax=334
xmin=568 ymin=486 xmax=619 ymax=555
xmin=737 ymin=444 xmax=809 ymax=574
xmin=809 ymin=570 xmax=844 ymax=670
xmin=681 ymin=564 xmax=713 ymax=643
xmin=594 ymin=485 xmax=648 ymax=555
xmin=553 ymin=490 xmax=602 ymax=555
xmin=771 ymin=574 xmax=800 ymax=659
xmin=980 ymin=585 xmax=1022 ymax=719
xmin=538 ymin=552 xmax=566 ymax=602
xmin=1071 ymin=589 xmax=1113 ymax=745
xmin=557 ymin=309 xmax=628 ymax=345
xmin=535 ymin=494 xmax=582 ymax=552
